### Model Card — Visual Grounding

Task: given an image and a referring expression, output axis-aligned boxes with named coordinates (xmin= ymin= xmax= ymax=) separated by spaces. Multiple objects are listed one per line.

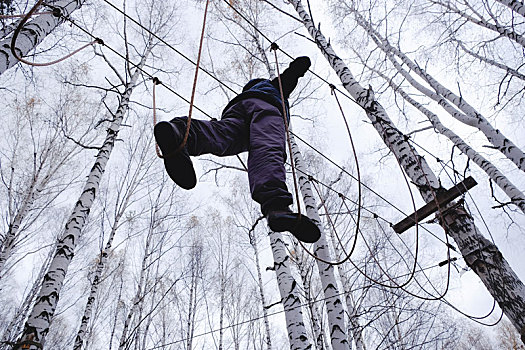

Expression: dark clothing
xmin=222 ymin=56 xmax=311 ymax=121
xmin=171 ymin=98 xmax=292 ymax=214
xmin=171 ymin=56 xmax=310 ymax=214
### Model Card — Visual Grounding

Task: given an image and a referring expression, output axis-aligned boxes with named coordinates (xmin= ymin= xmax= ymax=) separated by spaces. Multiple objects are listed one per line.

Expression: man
xmin=154 ymin=56 xmax=320 ymax=243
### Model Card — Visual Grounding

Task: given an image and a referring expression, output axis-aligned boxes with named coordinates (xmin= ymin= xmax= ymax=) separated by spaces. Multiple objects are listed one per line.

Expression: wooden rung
xmin=393 ymin=176 xmax=477 ymax=234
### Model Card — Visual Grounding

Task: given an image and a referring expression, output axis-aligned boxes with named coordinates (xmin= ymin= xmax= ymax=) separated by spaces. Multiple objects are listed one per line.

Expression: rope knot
xmin=329 ymin=83 xmax=336 ymax=95
xmin=52 ymin=7 xmax=61 ymax=17
xmin=270 ymin=42 xmax=279 ymax=51
xmin=95 ymin=38 xmax=105 ymax=46
xmin=338 ymin=192 xmax=345 ymax=199
xmin=152 ymin=77 xmax=162 ymax=85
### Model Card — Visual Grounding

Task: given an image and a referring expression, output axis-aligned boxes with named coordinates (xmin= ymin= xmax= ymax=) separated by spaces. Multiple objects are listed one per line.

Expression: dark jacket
xmin=222 ymin=57 xmax=311 ymax=121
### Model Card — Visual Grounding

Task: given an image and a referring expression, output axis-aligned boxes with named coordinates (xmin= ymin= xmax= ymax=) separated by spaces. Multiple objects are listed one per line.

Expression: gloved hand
xmin=288 ymin=56 xmax=311 ymax=77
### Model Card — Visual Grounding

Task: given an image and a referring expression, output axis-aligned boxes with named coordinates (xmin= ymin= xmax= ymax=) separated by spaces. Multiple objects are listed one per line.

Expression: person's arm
xmin=271 ymin=56 xmax=311 ymax=99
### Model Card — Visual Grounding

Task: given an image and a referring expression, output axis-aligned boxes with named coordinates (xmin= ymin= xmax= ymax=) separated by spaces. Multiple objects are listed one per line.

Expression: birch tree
xmin=0 ymin=0 xmax=87 ymax=75
xmin=337 ymin=1 xmax=525 ymax=175
xmin=73 ymin=121 xmax=156 ymax=350
xmin=14 ymin=40 xmax=153 ymax=350
xmin=288 ymin=0 xmax=525 ymax=343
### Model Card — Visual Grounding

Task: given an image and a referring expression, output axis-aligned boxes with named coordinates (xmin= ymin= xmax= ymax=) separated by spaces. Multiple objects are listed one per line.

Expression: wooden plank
xmin=393 ymin=176 xmax=477 ymax=234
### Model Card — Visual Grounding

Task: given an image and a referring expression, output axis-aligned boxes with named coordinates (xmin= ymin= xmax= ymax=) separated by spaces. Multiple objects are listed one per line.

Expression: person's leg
xmin=240 ymin=98 xmax=293 ymax=215
xmin=154 ymin=114 xmax=248 ymax=189
xmin=241 ymin=98 xmax=321 ymax=243
xmin=169 ymin=116 xmax=249 ymax=157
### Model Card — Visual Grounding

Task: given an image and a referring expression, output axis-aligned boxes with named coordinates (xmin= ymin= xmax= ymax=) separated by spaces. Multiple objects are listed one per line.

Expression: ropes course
xmin=4 ymin=0 xmax=510 ymax=336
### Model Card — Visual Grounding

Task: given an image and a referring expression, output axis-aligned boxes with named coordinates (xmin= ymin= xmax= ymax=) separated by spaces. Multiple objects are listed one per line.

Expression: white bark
xmin=289 ymin=134 xmax=351 ymax=350
xmin=455 ymin=40 xmax=525 ymax=82
xmin=0 ymin=244 xmax=54 ymax=347
xmin=248 ymin=232 xmax=272 ymax=350
xmin=327 ymin=230 xmax=366 ymax=350
xmin=365 ymin=63 xmax=525 ymax=214
xmin=0 ymin=0 xmax=85 ymax=75
xmin=0 ymin=18 xmax=20 ymax=40
xmin=429 ymin=0 xmax=525 ymax=48
xmin=348 ymin=6 xmax=525 ymax=174
xmin=495 ymin=0 xmax=525 ymax=17
xmin=118 ymin=226 xmax=153 ymax=350
xmin=289 ymin=0 xmax=525 ymax=343
xmin=268 ymin=230 xmax=312 ymax=349
xmin=73 ymin=214 xmax=123 ymax=350
xmin=293 ymin=242 xmax=325 ymax=349
xmin=15 ymin=51 xmax=148 ymax=349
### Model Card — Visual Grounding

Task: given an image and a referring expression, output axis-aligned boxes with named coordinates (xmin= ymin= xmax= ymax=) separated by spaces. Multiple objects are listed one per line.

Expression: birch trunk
xmin=0 ymin=126 xmax=78 ymax=276
xmin=430 ymin=0 xmax=525 ymax=48
xmin=348 ymin=5 xmax=525 ymax=174
xmin=268 ymin=230 xmax=312 ymax=349
xmin=0 ymin=179 xmax=39 ymax=275
xmin=0 ymin=244 xmax=54 ymax=348
xmin=74 ymin=137 xmax=150 ymax=349
xmin=0 ymin=18 xmax=20 ymax=40
xmin=495 ymin=0 xmax=525 ymax=17
xmin=327 ymin=230 xmax=366 ymax=350
xmin=0 ymin=0 xmax=85 ymax=75
xmin=289 ymin=0 xmax=525 ymax=344
xmin=117 ymin=226 xmax=153 ymax=350
xmin=289 ymin=134 xmax=351 ymax=350
xmin=73 ymin=214 xmax=123 ymax=350
xmin=14 ymin=51 xmax=149 ymax=349
xmin=248 ymin=232 xmax=272 ymax=350
xmin=293 ymin=242 xmax=325 ymax=349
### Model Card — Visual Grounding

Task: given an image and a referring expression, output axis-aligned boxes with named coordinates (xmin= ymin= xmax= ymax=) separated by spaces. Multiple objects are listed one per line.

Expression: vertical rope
xmin=270 ymin=43 xmax=301 ymax=216
xmin=153 ymin=0 xmax=210 ymax=158
xmin=152 ymin=77 xmax=163 ymax=158
xmin=176 ymin=0 xmax=210 ymax=154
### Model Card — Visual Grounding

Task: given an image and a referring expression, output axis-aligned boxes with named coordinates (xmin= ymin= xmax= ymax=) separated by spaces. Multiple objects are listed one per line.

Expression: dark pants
xmin=170 ymin=98 xmax=293 ymax=215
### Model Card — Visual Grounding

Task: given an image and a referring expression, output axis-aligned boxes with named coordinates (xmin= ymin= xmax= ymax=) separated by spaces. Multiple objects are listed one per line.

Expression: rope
xmin=152 ymin=77 xmax=163 ymax=158
xmin=153 ymin=0 xmax=210 ymax=159
xmin=9 ymin=0 xmax=102 ymax=67
xmin=271 ymin=42 xmax=302 ymax=216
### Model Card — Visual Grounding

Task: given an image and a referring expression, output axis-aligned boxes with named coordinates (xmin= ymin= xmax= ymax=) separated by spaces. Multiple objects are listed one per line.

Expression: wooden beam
xmin=393 ymin=176 xmax=477 ymax=234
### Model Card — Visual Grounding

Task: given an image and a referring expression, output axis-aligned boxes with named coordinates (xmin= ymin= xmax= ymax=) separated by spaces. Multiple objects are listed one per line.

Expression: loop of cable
xmin=10 ymin=0 xmax=102 ymax=67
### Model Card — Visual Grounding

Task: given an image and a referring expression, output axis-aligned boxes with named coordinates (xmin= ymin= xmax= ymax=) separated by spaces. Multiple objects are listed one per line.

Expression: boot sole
xmin=154 ymin=122 xmax=197 ymax=190
xmin=268 ymin=213 xmax=321 ymax=243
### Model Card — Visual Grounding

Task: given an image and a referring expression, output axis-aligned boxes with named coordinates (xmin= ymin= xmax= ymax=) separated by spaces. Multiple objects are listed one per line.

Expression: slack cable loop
xmin=271 ymin=44 xmax=301 ymax=217
xmin=331 ymin=85 xmax=362 ymax=254
xmin=295 ymin=181 xmax=359 ymax=266
xmin=10 ymin=0 xmax=101 ymax=67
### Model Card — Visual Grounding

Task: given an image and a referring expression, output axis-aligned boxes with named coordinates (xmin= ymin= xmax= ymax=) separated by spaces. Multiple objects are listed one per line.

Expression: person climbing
xmin=154 ymin=56 xmax=321 ymax=243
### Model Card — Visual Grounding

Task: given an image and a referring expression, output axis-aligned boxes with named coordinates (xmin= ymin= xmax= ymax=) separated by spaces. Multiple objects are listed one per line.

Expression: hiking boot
xmin=154 ymin=121 xmax=197 ymax=190
xmin=266 ymin=208 xmax=321 ymax=243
